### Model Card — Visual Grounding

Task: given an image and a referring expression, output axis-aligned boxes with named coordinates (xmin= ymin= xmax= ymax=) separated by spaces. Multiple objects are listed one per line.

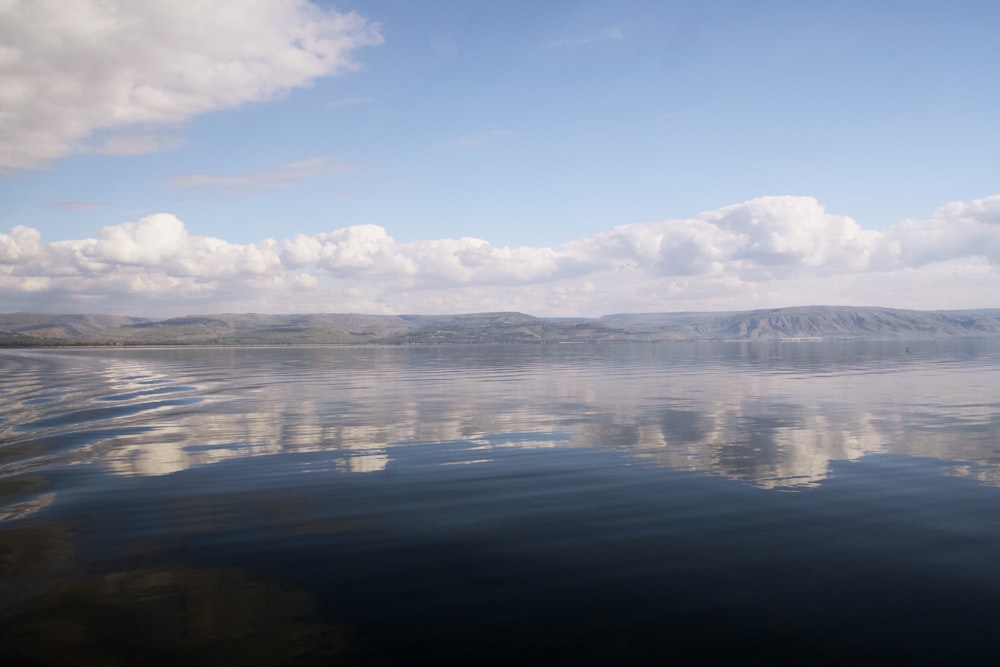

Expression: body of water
xmin=3 ymin=341 xmax=1000 ymax=664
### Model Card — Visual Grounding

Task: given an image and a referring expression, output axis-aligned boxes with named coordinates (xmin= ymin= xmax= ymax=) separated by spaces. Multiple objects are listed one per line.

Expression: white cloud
xmin=0 ymin=0 xmax=382 ymax=171
xmin=566 ymin=217 xmax=737 ymax=276
xmin=310 ymin=225 xmax=413 ymax=276
xmin=876 ymin=197 xmax=1000 ymax=269
xmin=0 ymin=226 xmax=42 ymax=264
xmin=704 ymin=196 xmax=879 ymax=272
xmin=2 ymin=194 xmax=1000 ymax=316
xmin=165 ymin=157 xmax=361 ymax=194
xmin=564 ymin=196 xmax=880 ymax=281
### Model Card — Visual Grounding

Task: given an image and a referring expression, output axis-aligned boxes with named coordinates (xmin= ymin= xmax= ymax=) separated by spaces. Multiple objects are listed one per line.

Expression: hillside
xmin=599 ymin=307 xmax=1000 ymax=341
xmin=3 ymin=306 xmax=1000 ymax=346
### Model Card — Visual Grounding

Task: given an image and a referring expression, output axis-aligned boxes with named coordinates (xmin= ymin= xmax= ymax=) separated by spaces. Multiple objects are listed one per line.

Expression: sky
xmin=1 ymin=0 xmax=999 ymax=317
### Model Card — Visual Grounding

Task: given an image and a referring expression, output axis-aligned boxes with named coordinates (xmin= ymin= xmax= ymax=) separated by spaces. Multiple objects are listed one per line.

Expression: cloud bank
xmin=3 ymin=195 xmax=999 ymax=316
xmin=0 ymin=0 xmax=381 ymax=171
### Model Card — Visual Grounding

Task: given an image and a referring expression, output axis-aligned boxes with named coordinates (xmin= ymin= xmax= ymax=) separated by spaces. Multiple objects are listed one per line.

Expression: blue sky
xmin=1 ymin=0 xmax=999 ymax=316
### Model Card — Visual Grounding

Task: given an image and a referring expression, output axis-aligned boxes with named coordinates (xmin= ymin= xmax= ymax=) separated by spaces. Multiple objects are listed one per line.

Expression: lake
xmin=3 ymin=341 xmax=1000 ymax=664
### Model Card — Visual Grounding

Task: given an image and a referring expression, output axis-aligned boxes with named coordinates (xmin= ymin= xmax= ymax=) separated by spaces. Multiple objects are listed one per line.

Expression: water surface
xmin=3 ymin=341 xmax=1000 ymax=664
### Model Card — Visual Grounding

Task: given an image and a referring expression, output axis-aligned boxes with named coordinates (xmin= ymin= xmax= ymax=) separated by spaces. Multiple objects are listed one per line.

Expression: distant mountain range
xmin=3 ymin=306 xmax=1000 ymax=346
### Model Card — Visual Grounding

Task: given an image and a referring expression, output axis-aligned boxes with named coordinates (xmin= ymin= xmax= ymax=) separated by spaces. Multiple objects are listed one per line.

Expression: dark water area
xmin=3 ymin=341 xmax=1000 ymax=665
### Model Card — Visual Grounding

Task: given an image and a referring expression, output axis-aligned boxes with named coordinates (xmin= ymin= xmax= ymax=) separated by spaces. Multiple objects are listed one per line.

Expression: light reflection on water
xmin=2 ymin=341 xmax=1000 ymax=664
xmin=3 ymin=342 xmax=999 ymax=487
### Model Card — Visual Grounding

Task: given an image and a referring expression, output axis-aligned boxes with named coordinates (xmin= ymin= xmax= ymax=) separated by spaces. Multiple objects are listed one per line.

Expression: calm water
xmin=3 ymin=341 xmax=1000 ymax=664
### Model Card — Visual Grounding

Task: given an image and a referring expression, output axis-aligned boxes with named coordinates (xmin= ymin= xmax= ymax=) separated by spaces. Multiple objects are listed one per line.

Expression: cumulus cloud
xmin=0 ymin=0 xmax=382 ymax=171
xmin=565 ymin=196 xmax=880 ymax=280
xmin=877 ymin=197 xmax=1000 ymax=269
xmin=705 ymin=196 xmax=879 ymax=272
xmin=0 ymin=226 xmax=42 ymax=264
xmin=2 ymin=195 xmax=1000 ymax=316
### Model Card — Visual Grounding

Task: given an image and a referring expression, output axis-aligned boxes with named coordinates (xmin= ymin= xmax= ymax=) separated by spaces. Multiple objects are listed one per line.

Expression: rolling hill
xmin=3 ymin=306 xmax=1000 ymax=346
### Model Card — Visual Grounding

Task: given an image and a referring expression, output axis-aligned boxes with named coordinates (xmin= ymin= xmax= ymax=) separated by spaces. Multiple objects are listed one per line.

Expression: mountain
xmin=101 ymin=313 xmax=413 ymax=345
xmin=0 ymin=313 xmax=147 ymax=341
xmin=387 ymin=312 xmax=621 ymax=344
xmin=2 ymin=307 xmax=1000 ymax=346
xmin=599 ymin=306 xmax=1000 ymax=341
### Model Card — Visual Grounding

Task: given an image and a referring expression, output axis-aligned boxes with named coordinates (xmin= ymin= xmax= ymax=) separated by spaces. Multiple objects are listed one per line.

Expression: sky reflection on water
xmin=3 ymin=342 xmax=1000 ymax=664
xmin=3 ymin=341 xmax=999 ymax=489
